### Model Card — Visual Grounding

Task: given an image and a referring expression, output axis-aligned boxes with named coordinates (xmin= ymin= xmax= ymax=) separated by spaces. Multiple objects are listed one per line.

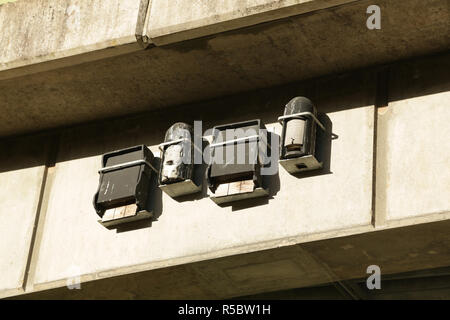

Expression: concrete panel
xmin=32 ymin=79 xmax=374 ymax=287
xmin=0 ymin=135 xmax=48 ymax=297
xmin=376 ymin=92 xmax=450 ymax=222
xmin=0 ymin=0 xmax=143 ymax=72
xmin=146 ymin=0 xmax=356 ymax=45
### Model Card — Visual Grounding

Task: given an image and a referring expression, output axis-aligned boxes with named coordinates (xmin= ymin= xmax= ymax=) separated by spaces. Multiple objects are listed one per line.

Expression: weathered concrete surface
xmin=30 ymin=73 xmax=375 ymax=288
xmin=1 ymin=52 xmax=450 ymax=299
xmin=19 ymin=245 xmax=337 ymax=299
xmin=375 ymin=55 xmax=450 ymax=224
xmin=146 ymin=0 xmax=356 ymax=45
xmin=15 ymin=219 xmax=450 ymax=299
xmin=0 ymin=135 xmax=49 ymax=298
xmin=0 ymin=0 xmax=143 ymax=73
xmin=376 ymin=93 xmax=450 ymax=222
xmin=1 ymin=0 xmax=449 ymax=137
xmin=303 ymin=219 xmax=450 ymax=283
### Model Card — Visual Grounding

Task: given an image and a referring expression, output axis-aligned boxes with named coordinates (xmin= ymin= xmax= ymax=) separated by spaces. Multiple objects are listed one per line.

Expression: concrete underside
xmin=240 ymin=266 xmax=450 ymax=300
xmin=0 ymin=0 xmax=449 ymax=137
xmin=14 ymin=219 xmax=450 ymax=299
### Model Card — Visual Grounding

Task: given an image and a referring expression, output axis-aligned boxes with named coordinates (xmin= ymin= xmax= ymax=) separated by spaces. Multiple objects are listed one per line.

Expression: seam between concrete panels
xmin=21 ymin=165 xmax=49 ymax=292
xmin=372 ymin=67 xmax=390 ymax=228
xmin=371 ymin=102 xmax=377 ymax=227
xmin=135 ymin=0 xmax=153 ymax=48
xmin=22 ymin=135 xmax=61 ymax=292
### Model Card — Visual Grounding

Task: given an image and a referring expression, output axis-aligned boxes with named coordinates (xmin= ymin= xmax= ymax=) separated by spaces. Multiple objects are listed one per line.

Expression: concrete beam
xmin=15 ymin=219 xmax=450 ymax=299
xmin=145 ymin=0 xmax=357 ymax=45
xmin=0 ymin=0 xmax=448 ymax=137
xmin=2 ymin=49 xmax=450 ymax=298
xmin=376 ymin=93 xmax=450 ymax=223
xmin=0 ymin=0 xmax=146 ymax=76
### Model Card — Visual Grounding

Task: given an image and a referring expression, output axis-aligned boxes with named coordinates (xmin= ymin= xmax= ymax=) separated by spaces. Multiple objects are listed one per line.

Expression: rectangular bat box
xmin=93 ymin=145 xmax=155 ymax=227
xmin=207 ymin=119 xmax=269 ymax=204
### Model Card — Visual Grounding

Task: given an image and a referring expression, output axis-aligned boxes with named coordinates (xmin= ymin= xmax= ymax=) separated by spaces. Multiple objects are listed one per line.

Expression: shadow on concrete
xmin=2 ymin=52 xmax=449 ymax=174
xmin=290 ymin=112 xmax=335 ymax=179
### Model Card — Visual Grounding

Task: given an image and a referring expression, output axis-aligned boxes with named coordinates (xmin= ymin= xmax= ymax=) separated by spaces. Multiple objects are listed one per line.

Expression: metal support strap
xmin=99 ymin=159 xmax=157 ymax=174
xmin=158 ymin=138 xmax=203 ymax=154
xmin=278 ymin=111 xmax=325 ymax=131
xmin=210 ymin=135 xmax=260 ymax=148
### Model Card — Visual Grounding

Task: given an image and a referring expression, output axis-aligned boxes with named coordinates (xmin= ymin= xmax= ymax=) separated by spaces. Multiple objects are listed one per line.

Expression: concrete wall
xmin=377 ymin=93 xmax=450 ymax=222
xmin=0 ymin=52 xmax=449 ymax=298
xmin=0 ymin=0 xmax=357 ymax=71
xmin=31 ymin=101 xmax=374 ymax=287
xmin=375 ymin=54 xmax=450 ymax=225
xmin=0 ymin=135 xmax=49 ymax=296
xmin=0 ymin=0 xmax=449 ymax=299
